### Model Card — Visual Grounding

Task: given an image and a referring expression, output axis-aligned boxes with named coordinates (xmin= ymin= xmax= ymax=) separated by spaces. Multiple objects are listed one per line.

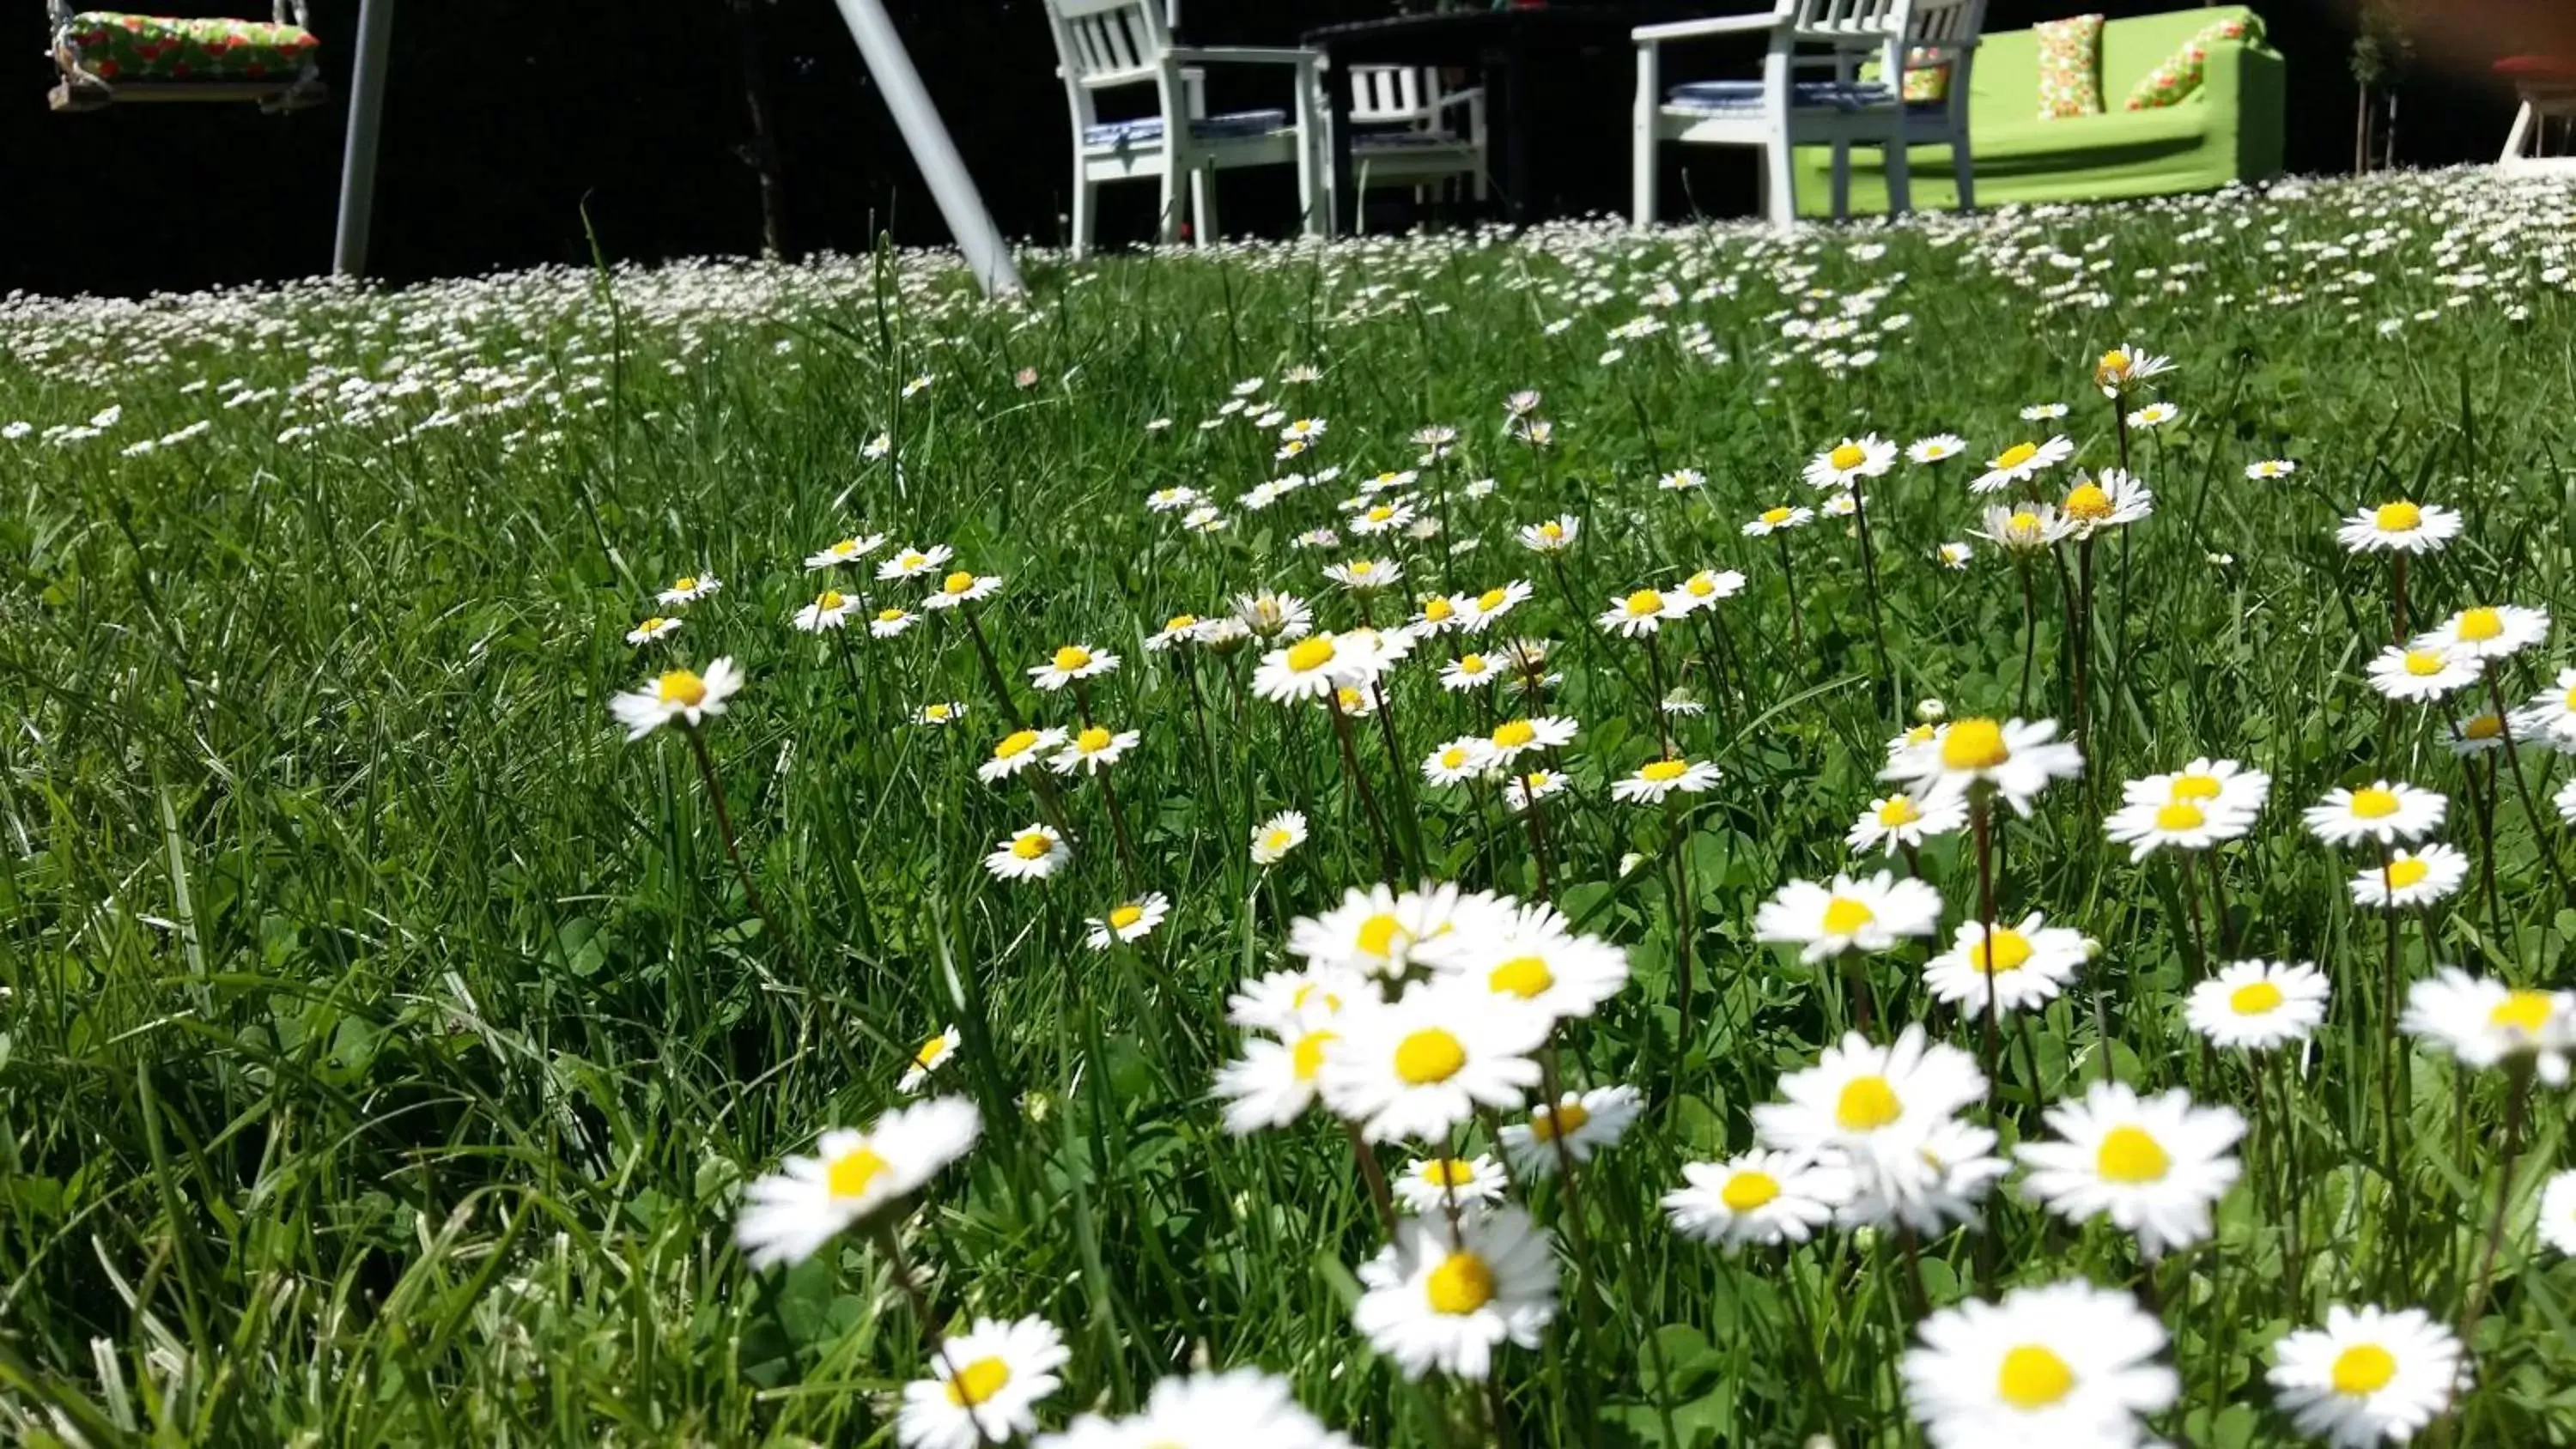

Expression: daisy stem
xmin=867 ymin=1222 xmax=1000 ymax=1449
xmin=1520 ymin=790 xmax=1556 ymax=903
xmin=1326 ymin=702 xmax=1400 ymax=882
xmin=1773 ymin=536 xmax=1804 ymax=653
xmin=2014 ymin=1010 xmax=2045 ymax=1123
xmin=2458 ymin=1058 xmax=2531 ymax=1350
xmin=1972 ymin=792 xmax=2001 ymax=1115
xmin=2015 ymin=562 xmax=2038 ymax=718
xmin=682 ymin=725 xmax=805 ymax=985
xmin=2483 ymin=662 xmax=2574 ymax=899
xmin=2391 ymin=551 xmax=2410 ymax=642
xmin=1095 ymin=768 xmax=1144 ymax=896
xmin=2180 ymin=855 xmax=2213 ymax=1094
xmin=1849 ymin=487 xmax=1893 ymax=718
xmin=954 ymin=606 xmax=1024 ymax=730
xmin=1666 ymin=801 xmax=1698 ymax=1053
xmin=1481 ymin=1373 xmax=1515 ymax=1448
xmin=2073 ymin=535 xmax=2095 ymax=760
xmin=1773 ymin=1247 xmax=1838 ymax=1427
xmin=1345 ymin=1119 xmax=1398 ymax=1237
xmin=2201 ymin=848 xmax=2236 ymax=957
xmin=1642 ymin=632 xmax=1673 ymax=758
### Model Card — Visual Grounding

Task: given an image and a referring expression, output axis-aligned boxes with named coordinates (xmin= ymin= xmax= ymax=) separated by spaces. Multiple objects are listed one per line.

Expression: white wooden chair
xmin=1345 ymin=65 xmax=1488 ymax=213
xmin=2496 ymin=57 xmax=2576 ymax=179
xmin=1634 ymin=0 xmax=1967 ymax=231
xmin=1042 ymin=0 xmax=1325 ymax=258
xmin=1842 ymin=0 xmax=1984 ymax=216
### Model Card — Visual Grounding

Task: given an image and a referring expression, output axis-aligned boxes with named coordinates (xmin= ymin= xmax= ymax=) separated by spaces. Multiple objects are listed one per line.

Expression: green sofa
xmin=1792 ymin=6 xmax=2284 ymax=215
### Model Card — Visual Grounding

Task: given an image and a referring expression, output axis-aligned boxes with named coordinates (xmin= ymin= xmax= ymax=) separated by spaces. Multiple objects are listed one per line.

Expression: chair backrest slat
xmin=1046 ymin=0 xmax=1169 ymax=89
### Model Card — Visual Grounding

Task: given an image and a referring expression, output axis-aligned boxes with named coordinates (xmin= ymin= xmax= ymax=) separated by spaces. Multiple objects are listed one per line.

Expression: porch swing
xmin=48 ymin=0 xmax=325 ymax=112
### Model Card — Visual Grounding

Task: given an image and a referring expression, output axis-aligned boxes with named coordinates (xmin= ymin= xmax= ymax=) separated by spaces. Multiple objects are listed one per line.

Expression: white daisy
xmin=1455 ymin=579 xmax=1534 ymax=634
xmin=1251 ymin=631 xmax=1382 ymax=703
xmin=2366 ymin=643 xmax=2480 ymax=702
xmin=1214 ymin=1007 xmax=1344 ymax=1134
xmin=2245 ymin=458 xmax=2298 ymax=481
xmin=804 ymin=533 xmax=888 ymax=570
xmin=657 ymin=573 xmax=721 ymax=605
xmin=2124 ymin=757 xmax=2270 ymax=817
xmin=1742 ymin=504 xmax=1814 ymax=537
xmin=2058 ymin=469 xmax=2153 ymax=537
xmin=1753 ymin=1027 xmax=1984 ymax=1215
xmin=1805 ymin=433 xmax=1898 ymax=490
xmin=869 ymin=606 xmax=917 ymax=639
xmin=1029 ymin=644 xmax=1120 ymax=692
xmin=2302 ymin=781 xmax=2446 ymax=847
xmin=1516 ymin=515 xmax=1580 ymax=554
xmin=1416 ymin=899 xmax=1630 ymax=1023
xmin=735 ymin=1099 xmax=981 ymax=1268
xmin=985 ymin=824 xmax=1070 ymax=882
xmin=1319 ymin=980 xmax=1549 ymax=1143
xmin=2518 ymin=667 xmax=2576 ymax=749
xmin=2347 ymin=844 xmax=2469 ymax=909
xmin=1970 ymin=435 xmax=2075 ymax=494
xmin=1290 ymin=882 xmax=1498 ymax=980
xmin=1846 ymin=792 xmax=1968 ymax=855
xmin=1663 ymin=1149 xmax=1855 ymax=1250
xmin=1084 ymin=892 xmax=1170 ymax=949
xmin=2336 ymin=501 xmax=2460 ymax=555
xmin=876 ymin=543 xmax=953 ymax=581
xmin=897 ymin=1315 xmax=1070 ymax=1449
xmin=1923 ymin=912 xmax=2087 ymax=1016
xmin=1908 ymin=433 xmax=1967 ymax=464
xmin=1597 ymin=587 xmax=1682 ymax=637
xmin=2537 ymin=1170 xmax=2576 ymax=1257
xmin=977 ymin=728 xmax=1067 ymax=784
xmin=1483 ymin=714 xmax=1578 ymax=767
xmin=1753 ymin=871 xmax=1945 ymax=963
xmin=1611 ymin=755 xmax=1722 ymax=804
xmin=2185 ymin=960 xmax=2330 ymax=1051
xmin=2415 ymin=603 xmax=2549 ymax=663
xmin=1392 ymin=1154 xmax=1510 ymax=1216
xmin=921 ymin=569 xmax=1002 ymax=610
xmin=1975 ymin=502 xmax=2073 ymax=555
xmin=1499 ymin=1085 xmax=1641 ymax=1175
xmin=1672 ymin=568 xmax=1746 ymax=613
xmin=626 ymin=615 xmax=683 ymax=646
xmin=2269 ymin=1305 xmax=2467 ymax=1449
xmin=1352 ymin=1205 xmax=1557 ymax=1380
xmin=898 ymin=1026 xmax=961 ymax=1093
xmin=2016 ymin=1082 xmax=2244 ymax=1258
xmin=1423 ymin=736 xmax=1498 ymax=786
xmin=1904 ymin=1280 xmax=2178 ymax=1449
xmin=1036 ymin=1367 xmax=1338 ymax=1449
xmin=611 ymin=658 xmax=744 ymax=739
xmin=1881 ymin=716 xmax=2085 ymax=817
xmin=2102 ymin=792 xmax=2256 ymax=861
xmin=2402 ymin=967 xmax=2575 ymax=1083
xmin=1439 ymin=652 xmax=1501 ymax=691
xmin=1050 ymin=724 xmax=1140 ymax=775
xmin=1250 ymin=810 xmax=1308 ymax=866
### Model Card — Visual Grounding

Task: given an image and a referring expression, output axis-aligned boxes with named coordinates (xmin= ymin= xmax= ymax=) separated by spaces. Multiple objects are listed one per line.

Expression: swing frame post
xmin=826 ymin=0 xmax=1024 ymax=297
xmin=331 ymin=0 xmax=396 ymax=278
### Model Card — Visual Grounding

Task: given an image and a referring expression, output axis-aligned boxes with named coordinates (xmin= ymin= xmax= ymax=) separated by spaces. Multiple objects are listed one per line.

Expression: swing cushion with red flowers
xmin=58 ymin=12 xmax=320 ymax=87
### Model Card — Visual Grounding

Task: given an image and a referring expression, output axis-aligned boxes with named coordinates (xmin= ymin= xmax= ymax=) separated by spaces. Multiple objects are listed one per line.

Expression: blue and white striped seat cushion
xmin=1083 ymin=108 xmax=1288 ymax=148
xmin=1667 ymin=80 xmax=1913 ymax=113
xmin=1352 ymin=129 xmax=1471 ymax=150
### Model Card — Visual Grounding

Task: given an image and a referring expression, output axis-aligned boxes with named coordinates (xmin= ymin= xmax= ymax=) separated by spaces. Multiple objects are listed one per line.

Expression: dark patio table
xmin=1298 ymin=4 xmax=1710 ymax=233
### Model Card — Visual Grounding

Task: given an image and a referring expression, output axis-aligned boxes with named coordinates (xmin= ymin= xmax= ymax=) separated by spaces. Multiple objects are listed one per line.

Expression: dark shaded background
xmin=0 ymin=1 xmax=2539 ymax=298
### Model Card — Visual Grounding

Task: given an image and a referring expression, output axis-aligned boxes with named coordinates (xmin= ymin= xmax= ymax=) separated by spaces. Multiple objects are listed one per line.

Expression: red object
xmin=2494 ymin=55 xmax=2576 ymax=79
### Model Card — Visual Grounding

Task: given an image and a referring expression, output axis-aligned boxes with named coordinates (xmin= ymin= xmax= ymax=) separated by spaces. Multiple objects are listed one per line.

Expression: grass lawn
xmin=6 ymin=167 xmax=2576 ymax=1446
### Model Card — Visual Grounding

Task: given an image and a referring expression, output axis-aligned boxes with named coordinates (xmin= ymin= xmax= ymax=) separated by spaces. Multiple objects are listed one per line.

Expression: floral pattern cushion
xmin=1862 ymin=48 xmax=1953 ymax=104
xmin=58 ymin=12 xmax=319 ymax=85
xmin=2123 ymin=16 xmax=2259 ymax=111
xmin=2034 ymin=14 xmax=2105 ymax=120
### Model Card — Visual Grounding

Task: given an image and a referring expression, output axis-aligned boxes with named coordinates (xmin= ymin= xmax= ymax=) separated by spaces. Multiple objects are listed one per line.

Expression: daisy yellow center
xmin=925 ymin=706 xmax=951 ymax=721
xmin=825 ymin=1145 xmax=890 ymax=1200
xmin=1291 ymin=1029 xmax=1338 ymax=1080
xmin=657 ymin=670 xmax=708 ymax=706
xmin=2456 ymin=607 xmax=2502 ymax=642
xmin=942 ymin=571 xmax=976 ymax=594
xmin=1075 ymin=725 xmax=1113 ymax=754
xmin=2349 ymin=787 xmax=2401 ymax=819
xmin=1721 ymin=1171 xmax=1782 ymax=1212
xmin=2100 ymin=349 xmax=2131 ymax=373
xmin=1264 ymin=828 xmax=1295 ymax=852
xmin=2064 ymin=483 xmax=2112 ymax=520
xmin=1761 ymin=506 xmax=1794 ymax=525
xmin=1286 ymin=638 xmax=1337 ymax=673
xmin=2156 ymin=802 xmax=2206 ymax=831
xmin=914 ymin=1034 xmax=951 ymax=1069
xmin=1010 ymin=832 xmax=1053 ymax=861
xmin=1828 ymin=442 xmax=1868 ymax=470
xmin=898 ymin=552 xmax=926 ymax=568
xmin=1972 ymin=928 xmax=2033 ymax=974
xmin=1996 ymin=1345 xmax=2076 ymax=1410
xmin=1641 ymin=760 xmax=1691 ymax=783
xmin=1367 ymin=506 xmax=1395 ymax=524
xmin=2094 ymin=1125 xmax=2172 ymax=1184
xmin=2171 ymin=773 xmax=2222 ymax=801
xmin=1878 ymin=797 xmax=1921 ymax=827
xmin=2385 ymin=858 xmax=2430 ymax=888
xmin=1394 ymin=1028 xmax=1467 ymax=1085
xmin=1423 ymin=597 xmax=1453 ymax=621
xmin=2230 ymin=981 xmax=2284 ymax=1016
xmin=1996 ymin=442 xmax=2039 ymax=470
xmin=1459 ymin=653 xmax=1487 ymax=673
xmin=1540 ymin=523 xmax=1564 ymax=540
xmin=1165 ymin=613 xmax=1199 ymax=633
xmin=1821 ymin=897 xmax=1875 ymax=935
xmin=2489 ymin=991 xmax=2554 ymax=1034
xmin=1489 ymin=955 xmax=1555 ymax=998
xmin=673 ymin=576 xmax=697 ymax=591
xmin=1053 ymin=646 xmax=1091 ymax=673
xmin=830 ymin=538 xmax=860 ymax=556
xmin=640 ymin=616 xmax=667 ymax=632
xmin=945 ymin=1356 xmax=1012 ymax=1408
xmin=1440 ymin=747 xmax=1472 ymax=769
xmin=1492 ymin=720 xmax=1537 ymax=749
xmin=1350 ymin=561 xmax=1377 ymax=577
xmin=1835 ymin=1076 xmax=1904 ymax=1131
xmin=1625 ymin=589 xmax=1663 ymax=617
xmin=1941 ymin=718 xmax=2009 ymax=771
xmin=878 ymin=609 xmax=904 ymax=624
xmin=1477 ymin=588 xmax=1509 ymax=611
xmin=2008 ymin=510 xmax=2043 ymax=536
xmin=1529 ymin=1102 xmax=1590 ymax=1142
xmin=1357 ymin=913 xmax=1404 ymax=958
xmin=1685 ymin=574 xmax=1716 ymax=597
xmin=994 ymin=730 xmax=1041 ymax=760
xmin=2330 ymin=1344 xmax=2398 ymax=1397
xmin=2465 ymin=712 xmax=2506 ymax=740
xmin=1419 ymin=1158 xmax=1476 ymax=1188
xmin=2373 ymin=501 xmax=2421 ymax=533
xmin=1425 ymin=1252 xmax=1497 ymax=1315
xmin=2402 ymin=649 xmax=2448 ymax=676
xmin=1108 ymin=903 xmax=1145 ymax=931
xmin=1336 ymin=687 xmax=1366 ymax=712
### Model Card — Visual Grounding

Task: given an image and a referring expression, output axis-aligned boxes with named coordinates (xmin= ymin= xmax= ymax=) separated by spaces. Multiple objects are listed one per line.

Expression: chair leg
xmin=1831 ymin=141 xmax=1851 ymax=222
xmin=1194 ymin=162 xmax=1220 ymax=246
xmin=1952 ymin=142 xmax=1974 ymax=212
xmin=1762 ymin=134 xmax=1796 ymax=231
xmin=1156 ymin=156 xmax=1185 ymax=245
xmin=2502 ymin=101 xmax=2536 ymax=164
xmin=1072 ymin=174 xmax=1096 ymax=260
xmin=1882 ymin=129 xmax=1911 ymax=216
xmin=1631 ymin=45 xmax=1658 ymax=228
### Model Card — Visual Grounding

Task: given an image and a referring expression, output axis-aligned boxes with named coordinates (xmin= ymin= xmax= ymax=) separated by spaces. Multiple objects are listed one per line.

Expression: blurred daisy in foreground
xmin=611 ymin=658 xmax=743 ymax=740
xmin=2267 ymin=1305 xmax=2465 ymax=1449
xmin=2016 ymin=1082 xmax=2243 ymax=1258
xmin=1754 ymin=1027 xmax=1984 ymax=1205
xmin=2186 ymin=961 xmax=2330 ymax=1051
xmin=1352 ymin=1205 xmax=1557 ymax=1380
xmin=1903 ymin=1280 xmax=2176 ymax=1449
xmin=736 ymin=1099 xmax=981 ymax=1268
xmin=897 ymin=1315 xmax=1069 ymax=1449
xmin=2518 ymin=666 xmax=2576 ymax=749
xmin=1320 ymin=980 xmax=1547 ymax=1143
xmin=2347 ymin=844 xmax=2468 ymax=909
xmin=1212 ymin=1003 xmax=1342 ymax=1135
xmin=2538 ymin=1170 xmax=2576 ymax=1257
xmin=1036 ymin=1368 xmax=1340 ymax=1449
xmin=1664 ymin=1149 xmax=1854 ymax=1250
xmin=2403 ymin=967 xmax=2575 ymax=1083
xmin=1753 ymin=871 xmax=1943 ymax=963
xmin=1417 ymin=899 xmax=1630 ymax=1023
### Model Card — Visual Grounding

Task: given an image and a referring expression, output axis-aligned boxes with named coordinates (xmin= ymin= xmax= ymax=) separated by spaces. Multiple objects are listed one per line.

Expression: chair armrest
xmin=1431 ymin=86 xmax=1485 ymax=112
xmin=1632 ymin=14 xmax=1784 ymax=45
xmin=1164 ymin=45 xmax=1319 ymax=69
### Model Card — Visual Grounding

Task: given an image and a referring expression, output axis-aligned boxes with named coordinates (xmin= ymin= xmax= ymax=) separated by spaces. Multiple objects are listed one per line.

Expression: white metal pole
xmin=827 ymin=0 xmax=1024 ymax=296
xmin=331 ymin=0 xmax=396 ymax=277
